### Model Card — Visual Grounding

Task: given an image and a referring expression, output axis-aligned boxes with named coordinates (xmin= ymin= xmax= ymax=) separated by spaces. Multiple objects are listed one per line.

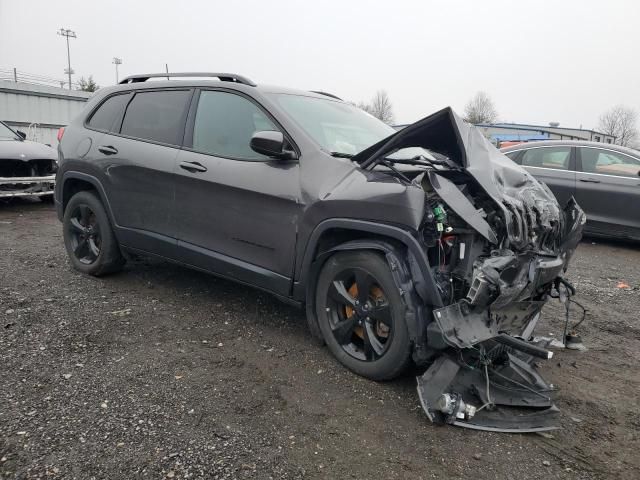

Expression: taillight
xmin=57 ymin=127 xmax=65 ymax=142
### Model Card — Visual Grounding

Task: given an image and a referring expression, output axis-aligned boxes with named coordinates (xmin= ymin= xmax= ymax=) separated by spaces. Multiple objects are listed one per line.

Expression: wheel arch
xmin=58 ymin=172 xmax=116 ymax=227
xmin=298 ymin=219 xmax=442 ymax=365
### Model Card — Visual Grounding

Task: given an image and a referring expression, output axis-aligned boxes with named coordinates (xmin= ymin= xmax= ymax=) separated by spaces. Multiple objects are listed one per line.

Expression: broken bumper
xmin=0 ymin=175 xmax=55 ymax=198
xmin=418 ymin=252 xmax=577 ymax=432
xmin=417 ymin=345 xmax=560 ymax=433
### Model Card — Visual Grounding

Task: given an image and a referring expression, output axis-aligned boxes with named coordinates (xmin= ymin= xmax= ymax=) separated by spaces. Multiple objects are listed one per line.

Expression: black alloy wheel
xmin=67 ymin=204 xmax=101 ymax=264
xmin=316 ymin=251 xmax=411 ymax=381
xmin=326 ymin=269 xmax=393 ymax=361
xmin=62 ymin=190 xmax=124 ymax=276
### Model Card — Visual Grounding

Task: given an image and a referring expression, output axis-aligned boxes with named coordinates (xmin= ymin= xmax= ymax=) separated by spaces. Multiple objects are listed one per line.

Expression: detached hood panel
xmin=353 ymin=107 xmax=584 ymax=251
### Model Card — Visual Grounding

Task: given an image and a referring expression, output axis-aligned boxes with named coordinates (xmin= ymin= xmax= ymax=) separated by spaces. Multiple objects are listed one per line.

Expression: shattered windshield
xmin=0 ymin=122 xmax=19 ymax=140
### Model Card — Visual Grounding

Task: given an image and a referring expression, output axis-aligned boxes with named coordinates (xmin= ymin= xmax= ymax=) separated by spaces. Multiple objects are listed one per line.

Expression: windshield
xmin=0 ymin=122 xmax=19 ymax=140
xmin=269 ymin=93 xmax=395 ymax=156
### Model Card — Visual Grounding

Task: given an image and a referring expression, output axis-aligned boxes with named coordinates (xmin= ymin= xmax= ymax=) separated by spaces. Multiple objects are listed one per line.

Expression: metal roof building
xmin=474 ymin=122 xmax=615 ymax=146
xmin=0 ymin=80 xmax=92 ymax=147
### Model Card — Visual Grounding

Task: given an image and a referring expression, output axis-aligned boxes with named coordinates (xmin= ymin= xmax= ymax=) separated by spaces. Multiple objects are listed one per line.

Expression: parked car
xmin=0 ymin=121 xmax=57 ymax=201
xmin=55 ymin=72 xmax=584 ymax=432
xmin=501 ymin=140 xmax=640 ymax=240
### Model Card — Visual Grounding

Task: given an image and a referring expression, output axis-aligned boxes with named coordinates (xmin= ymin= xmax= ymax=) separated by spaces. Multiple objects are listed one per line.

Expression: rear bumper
xmin=0 ymin=175 xmax=55 ymax=198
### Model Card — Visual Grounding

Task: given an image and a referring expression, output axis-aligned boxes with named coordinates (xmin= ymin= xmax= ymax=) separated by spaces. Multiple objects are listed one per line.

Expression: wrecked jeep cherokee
xmin=55 ymin=73 xmax=585 ymax=432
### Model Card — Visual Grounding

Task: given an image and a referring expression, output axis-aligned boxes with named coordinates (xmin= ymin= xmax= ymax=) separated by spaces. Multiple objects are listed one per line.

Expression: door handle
xmin=579 ymin=178 xmax=600 ymax=183
xmin=179 ymin=161 xmax=207 ymax=173
xmin=98 ymin=145 xmax=118 ymax=155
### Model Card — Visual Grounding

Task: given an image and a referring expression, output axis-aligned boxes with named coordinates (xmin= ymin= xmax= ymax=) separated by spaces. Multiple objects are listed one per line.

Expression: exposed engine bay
xmin=352 ymin=107 xmax=586 ymax=432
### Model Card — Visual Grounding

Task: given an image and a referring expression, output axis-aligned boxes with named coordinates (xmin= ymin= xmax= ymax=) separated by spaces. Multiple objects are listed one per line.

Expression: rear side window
xmin=87 ymin=93 xmax=130 ymax=132
xmin=120 ymin=90 xmax=191 ymax=145
xmin=192 ymin=90 xmax=278 ymax=160
xmin=579 ymin=147 xmax=640 ymax=177
xmin=520 ymin=147 xmax=571 ymax=170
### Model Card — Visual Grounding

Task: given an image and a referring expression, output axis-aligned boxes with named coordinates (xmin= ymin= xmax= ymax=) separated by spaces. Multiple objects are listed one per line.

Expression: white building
xmin=0 ymin=80 xmax=92 ymax=147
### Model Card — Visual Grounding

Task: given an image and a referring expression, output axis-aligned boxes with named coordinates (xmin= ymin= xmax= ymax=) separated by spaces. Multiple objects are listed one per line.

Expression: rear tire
xmin=63 ymin=191 xmax=124 ymax=276
xmin=315 ymin=251 xmax=411 ymax=381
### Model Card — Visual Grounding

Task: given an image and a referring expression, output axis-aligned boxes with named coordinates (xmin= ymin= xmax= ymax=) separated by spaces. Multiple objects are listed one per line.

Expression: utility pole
xmin=112 ymin=57 xmax=122 ymax=83
xmin=57 ymin=28 xmax=76 ymax=90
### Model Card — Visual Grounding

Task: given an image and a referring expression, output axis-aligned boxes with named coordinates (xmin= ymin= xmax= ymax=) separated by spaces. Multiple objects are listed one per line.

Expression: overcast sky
xmin=1 ymin=0 xmax=639 ymax=128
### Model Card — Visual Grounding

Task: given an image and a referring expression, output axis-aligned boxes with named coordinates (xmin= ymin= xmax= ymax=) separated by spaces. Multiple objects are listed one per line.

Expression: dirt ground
xmin=1 ymin=199 xmax=639 ymax=480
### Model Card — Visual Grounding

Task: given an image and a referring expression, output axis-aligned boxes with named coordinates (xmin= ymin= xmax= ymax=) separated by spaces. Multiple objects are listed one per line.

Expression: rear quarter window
xmin=120 ymin=90 xmax=191 ymax=146
xmin=87 ymin=93 xmax=131 ymax=132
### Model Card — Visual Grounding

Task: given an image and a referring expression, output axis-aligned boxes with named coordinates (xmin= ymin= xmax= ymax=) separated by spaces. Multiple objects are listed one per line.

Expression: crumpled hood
xmin=353 ymin=107 xmax=583 ymax=252
xmin=0 ymin=139 xmax=57 ymax=162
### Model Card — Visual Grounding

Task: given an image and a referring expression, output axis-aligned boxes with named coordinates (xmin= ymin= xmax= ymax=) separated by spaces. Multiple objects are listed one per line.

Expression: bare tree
xmin=355 ymin=101 xmax=374 ymax=115
xmin=368 ymin=90 xmax=394 ymax=124
xmin=354 ymin=90 xmax=394 ymax=124
xmin=463 ymin=91 xmax=498 ymax=124
xmin=597 ymin=105 xmax=638 ymax=147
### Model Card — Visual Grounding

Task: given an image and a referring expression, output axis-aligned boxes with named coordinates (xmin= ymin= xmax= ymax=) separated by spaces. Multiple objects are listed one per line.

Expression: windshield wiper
xmin=330 ymin=151 xmax=354 ymax=159
xmin=382 ymin=154 xmax=460 ymax=170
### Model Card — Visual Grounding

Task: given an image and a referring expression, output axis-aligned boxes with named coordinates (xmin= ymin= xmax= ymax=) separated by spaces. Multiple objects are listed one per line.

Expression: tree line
xmin=463 ymin=91 xmax=638 ymax=147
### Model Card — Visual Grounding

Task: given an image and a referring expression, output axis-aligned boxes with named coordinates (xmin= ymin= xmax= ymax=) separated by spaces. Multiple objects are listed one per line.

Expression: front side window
xmin=120 ymin=90 xmax=191 ymax=145
xmin=192 ymin=90 xmax=278 ymax=160
xmin=579 ymin=147 xmax=640 ymax=177
xmin=520 ymin=147 xmax=571 ymax=170
xmin=504 ymin=151 xmax=521 ymax=163
xmin=269 ymin=93 xmax=395 ymax=156
xmin=87 ymin=93 xmax=130 ymax=132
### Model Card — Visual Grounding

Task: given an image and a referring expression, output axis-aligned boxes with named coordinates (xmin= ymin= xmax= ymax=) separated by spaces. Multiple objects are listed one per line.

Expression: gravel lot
xmin=1 ymin=199 xmax=639 ymax=480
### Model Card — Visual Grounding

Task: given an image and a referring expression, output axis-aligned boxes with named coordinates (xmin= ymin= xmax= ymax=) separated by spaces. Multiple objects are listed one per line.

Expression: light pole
xmin=112 ymin=57 xmax=122 ymax=83
xmin=57 ymin=28 xmax=76 ymax=90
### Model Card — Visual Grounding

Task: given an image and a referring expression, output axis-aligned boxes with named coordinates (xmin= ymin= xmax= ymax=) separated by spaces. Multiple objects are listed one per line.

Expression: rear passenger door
xmin=173 ymin=89 xmax=301 ymax=296
xmin=575 ymin=147 xmax=640 ymax=236
xmin=97 ymin=88 xmax=192 ymax=257
xmin=510 ymin=146 xmax=576 ymax=207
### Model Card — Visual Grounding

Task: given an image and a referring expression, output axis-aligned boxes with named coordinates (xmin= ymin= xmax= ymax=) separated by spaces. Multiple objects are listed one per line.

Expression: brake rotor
xmin=344 ymin=283 xmax=389 ymax=339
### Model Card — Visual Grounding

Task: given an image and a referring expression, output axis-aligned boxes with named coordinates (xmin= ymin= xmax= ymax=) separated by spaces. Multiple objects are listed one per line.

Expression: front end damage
xmin=354 ymin=108 xmax=586 ymax=432
xmin=0 ymin=158 xmax=56 ymax=198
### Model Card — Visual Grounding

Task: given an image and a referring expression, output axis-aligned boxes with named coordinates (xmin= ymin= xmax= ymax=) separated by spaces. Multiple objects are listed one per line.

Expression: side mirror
xmin=16 ymin=130 xmax=26 ymax=140
xmin=250 ymin=131 xmax=297 ymax=160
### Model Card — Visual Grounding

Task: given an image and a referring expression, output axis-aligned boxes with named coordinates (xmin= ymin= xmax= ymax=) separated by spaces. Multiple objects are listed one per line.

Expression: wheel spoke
xmin=78 ymin=205 xmax=91 ymax=226
xmin=331 ymin=316 xmax=359 ymax=345
xmin=370 ymin=303 xmax=392 ymax=326
xmin=69 ymin=217 xmax=88 ymax=234
xmin=354 ymin=270 xmax=374 ymax=304
xmin=363 ymin=321 xmax=385 ymax=359
xmin=88 ymin=237 xmax=100 ymax=257
xmin=74 ymin=238 xmax=89 ymax=258
xmin=328 ymin=280 xmax=356 ymax=307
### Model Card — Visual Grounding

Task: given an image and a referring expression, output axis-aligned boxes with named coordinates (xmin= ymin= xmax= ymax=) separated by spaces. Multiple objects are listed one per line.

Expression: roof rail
xmin=118 ymin=72 xmax=256 ymax=87
xmin=310 ymin=90 xmax=343 ymax=101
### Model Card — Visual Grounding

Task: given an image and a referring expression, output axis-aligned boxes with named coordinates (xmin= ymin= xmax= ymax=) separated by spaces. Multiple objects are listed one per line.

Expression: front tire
xmin=315 ymin=251 xmax=411 ymax=381
xmin=63 ymin=191 xmax=124 ymax=276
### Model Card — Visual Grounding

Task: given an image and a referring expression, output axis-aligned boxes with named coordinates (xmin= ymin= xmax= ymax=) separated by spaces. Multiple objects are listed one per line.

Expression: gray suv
xmin=55 ymin=73 xmax=585 ymax=432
